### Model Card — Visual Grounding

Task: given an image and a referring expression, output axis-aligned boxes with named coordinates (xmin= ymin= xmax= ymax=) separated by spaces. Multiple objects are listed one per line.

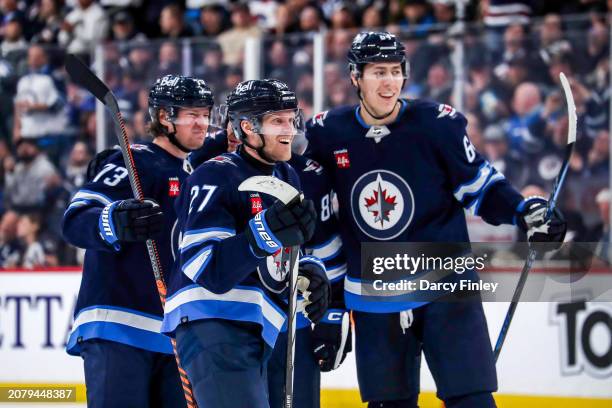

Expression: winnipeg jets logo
xmin=257 ymin=248 xmax=291 ymax=293
xmin=303 ymin=159 xmax=323 ymax=175
xmin=351 ymin=170 xmax=414 ymax=240
xmin=364 ymin=174 xmax=397 ymax=226
xmin=313 ymin=111 xmax=328 ymax=127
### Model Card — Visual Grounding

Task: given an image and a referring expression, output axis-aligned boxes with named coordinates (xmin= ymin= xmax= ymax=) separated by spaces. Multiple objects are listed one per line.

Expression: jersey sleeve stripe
xmin=469 ymin=173 xmax=506 ymax=216
xmin=327 ymin=263 xmax=347 ymax=282
xmin=179 ymin=228 xmax=236 ymax=253
xmin=63 ymin=199 xmax=91 ymax=215
xmin=71 ymin=189 xmax=113 ymax=206
xmin=453 ymin=162 xmax=493 ymax=202
xmin=182 ymin=245 xmax=214 ymax=282
xmin=305 ymin=234 xmax=343 ymax=261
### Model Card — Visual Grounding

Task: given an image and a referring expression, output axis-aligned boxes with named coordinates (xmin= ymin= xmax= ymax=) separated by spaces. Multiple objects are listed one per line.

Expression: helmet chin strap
xmin=242 ymin=133 xmax=277 ymax=164
xmin=355 ymin=79 xmax=399 ymax=122
xmin=166 ymin=122 xmax=193 ymax=153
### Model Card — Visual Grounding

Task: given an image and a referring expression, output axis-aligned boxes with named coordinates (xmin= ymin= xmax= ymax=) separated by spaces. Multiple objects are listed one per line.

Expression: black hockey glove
xmin=517 ymin=197 xmax=566 ymax=249
xmin=99 ymin=198 xmax=164 ymax=248
xmin=297 ymin=259 xmax=331 ymax=324
xmin=312 ymin=307 xmax=352 ymax=371
xmin=246 ymin=198 xmax=316 ymax=257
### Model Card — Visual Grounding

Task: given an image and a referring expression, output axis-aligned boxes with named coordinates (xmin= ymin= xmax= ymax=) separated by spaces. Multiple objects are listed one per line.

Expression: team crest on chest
xmin=350 ymin=170 xmax=414 ymax=240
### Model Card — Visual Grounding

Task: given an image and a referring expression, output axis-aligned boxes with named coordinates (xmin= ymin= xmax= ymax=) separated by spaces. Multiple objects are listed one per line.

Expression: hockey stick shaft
xmin=65 ymin=55 xmax=197 ymax=408
xmin=284 ymin=245 xmax=300 ymax=408
xmin=494 ymin=72 xmax=576 ymax=362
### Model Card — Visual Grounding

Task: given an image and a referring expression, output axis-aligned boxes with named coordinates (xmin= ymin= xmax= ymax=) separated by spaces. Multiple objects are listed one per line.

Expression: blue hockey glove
xmin=297 ymin=257 xmax=331 ymax=323
xmin=246 ymin=198 xmax=316 ymax=257
xmin=99 ymin=198 xmax=164 ymax=248
xmin=517 ymin=197 xmax=566 ymax=249
xmin=312 ymin=307 xmax=351 ymax=371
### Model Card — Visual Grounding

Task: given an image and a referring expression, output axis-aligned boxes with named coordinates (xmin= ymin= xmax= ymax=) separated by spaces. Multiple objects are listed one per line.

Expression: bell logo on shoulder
xmin=168 ymin=177 xmax=180 ymax=197
xmin=437 ymin=104 xmax=457 ymax=119
xmin=334 ymin=149 xmax=350 ymax=169
xmin=350 ymin=170 xmax=415 ymax=240
xmin=250 ymin=194 xmax=263 ymax=214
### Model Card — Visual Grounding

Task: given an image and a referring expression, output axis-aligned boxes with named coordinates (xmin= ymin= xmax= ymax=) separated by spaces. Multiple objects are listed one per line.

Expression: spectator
xmin=299 ymin=5 xmax=325 ymax=32
xmin=587 ymin=129 xmax=609 ymax=177
xmin=199 ymin=4 xmax=228 ymax=37
xmin=156 ymin=40 xmax=181 ymax=77
xmin=0 ymin=210 xmax=20 ymax=267
xmin=110 ymin=10 xmax=145 ymax=42
xmin=217 ymin=3 xmax=262 ymax=66
xmin=271 ymin=3 xmax=296 ymax=36
xmin=361 ymin=5 xmax=384 ymax=29
xmin=506 ymin=81 xmax=545 ymax=155
xmin=330 ymin=4 xmax=357 ymax=30
xmin=431 ymin=0 xmax=455 ymax=25
xmin=159 ymin=4 xmax=194 ymax=38
xmin=483 ymin=124 xmax=529 ymax=189
xmin=63 ymin=140 xmax=91 ymax=195
xmin=193 ymin=43 xmax=227 ymax=95
xmin=538 ymin=14 xmax=564 ymax=49
xmin=591 ymin=188 xmax=611 ymax=262
xmin=125 ymin=43 xmax=154 ymax=81
xmin=29 ymin=0 xmax=64 ymax=45
xmin=0 ymin=15 xmax=27 ymax=66
xmin=422 ymin=61 xmax=452 ymax=104
xmin=4 ymin=138 xmax=60 ymax=213
xmin=327 ymin=28 xmax=353 ymax=62
xmin=131 ymin=109 xmax=150 ymax=142
xmin=59 ymin=0 xmax=109 ymax=56
xmin=16 ymin=212 xmax=57 ymax=268
xmin=265 ymin=40 xmax=291 ymax=84
xmin=399 ymin=0 xmax=435 ymax=36
xmin=13 ymin=45 xmax=68 ymax=158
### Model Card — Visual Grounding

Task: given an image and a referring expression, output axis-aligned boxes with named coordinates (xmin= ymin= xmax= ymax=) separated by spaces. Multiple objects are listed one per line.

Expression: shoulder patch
xmin=208 ymin=155 xmax=238 ymax=167
xmin=130 ymin=144 xmax=154 ymax=153
xmin=303 ymin=158 xmax=323 ymax=175
xmin=312 ymin=110 xmax=329 ymax=127
xmin=436 ymin=104 xmax=457 ymax=119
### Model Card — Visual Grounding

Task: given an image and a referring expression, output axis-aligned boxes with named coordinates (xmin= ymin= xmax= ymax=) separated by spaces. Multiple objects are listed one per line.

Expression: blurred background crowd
xmin=0 ymin=0 xmax=610 ymax=267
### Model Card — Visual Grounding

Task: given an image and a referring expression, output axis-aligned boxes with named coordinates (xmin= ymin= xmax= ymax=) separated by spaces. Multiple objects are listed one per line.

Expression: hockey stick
xmin=64 ymin=54 xmax=197 ymax=408
xmin=494 ymin=72 xmax=577 ymax=362
xmin=238 ymin=176 xmax=302 ymax=408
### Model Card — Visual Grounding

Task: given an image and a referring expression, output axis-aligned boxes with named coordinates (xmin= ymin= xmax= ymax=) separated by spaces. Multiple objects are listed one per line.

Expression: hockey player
xmin=304 ymin=31 xmax=567 ymax=407
xmin=62 ymin=75 xmax=215 ymax=407
xmin=162 ymin=79 xmax=332 ymax=408
xmin=188 ymin=115 xmax=351 ymax=408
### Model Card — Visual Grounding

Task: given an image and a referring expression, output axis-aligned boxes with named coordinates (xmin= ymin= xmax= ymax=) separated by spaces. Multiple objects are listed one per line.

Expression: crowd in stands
xmin=0 ymin=0 xmax=610 ymax=267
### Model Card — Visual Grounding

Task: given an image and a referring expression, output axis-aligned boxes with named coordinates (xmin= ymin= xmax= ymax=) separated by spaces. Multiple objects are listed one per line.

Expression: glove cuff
xmin=248 ymin=209 xmax=282 ymax=255
xmin=320 ymin=308 xmax=347 ymax=325
xmin=514 ymin=195 xmax=547 ymax=230
xmin=98 ymin=201 xmax=121 ymax=251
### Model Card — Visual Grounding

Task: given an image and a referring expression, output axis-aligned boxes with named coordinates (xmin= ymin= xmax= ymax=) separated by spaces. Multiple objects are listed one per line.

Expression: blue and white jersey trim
xmin=71 ymin=189 xmax=112 ymax=206
xmin=344 ymin=276 xmax=428 ymax=313
xmin=180 ymin=227 xmax=236 ymax=253
xmin=66 ymin=305 xmax=172 ymax=356
xmin=453 ymin=162 xmax=494 ymax=202
xmin=327 ymin=263 xmax=347 ymax=282
xmin=306 ymin=234 xmax=343 ymax=262
xmin=162 ymin=284 xmax=286 ymax=347
xmin=182 ymin=245 xmax=214 ymax=282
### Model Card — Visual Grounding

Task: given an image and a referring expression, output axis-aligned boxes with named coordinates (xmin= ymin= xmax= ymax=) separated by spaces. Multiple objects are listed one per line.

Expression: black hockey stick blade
xmin=65 ymin=54 xmax=111 ymax=105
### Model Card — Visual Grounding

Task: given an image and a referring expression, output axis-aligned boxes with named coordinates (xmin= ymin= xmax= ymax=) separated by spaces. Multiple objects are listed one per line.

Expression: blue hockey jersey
xmin=161 ymin=148 xmax=328 ymax=347
xmin=62 ymin=142 xmax=191 ymax=355
xmin=305 ymin=100 xmax=526 ymax=312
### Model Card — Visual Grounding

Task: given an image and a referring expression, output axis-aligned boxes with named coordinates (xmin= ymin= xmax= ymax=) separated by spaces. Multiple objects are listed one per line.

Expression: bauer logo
xmin=351 ymin=170 xmax=414 ymax=240
xmin=334 ymin=149 xmax=350 ymax=169
xmin=253 ymin=212 xmax=279 ymax=250
xmin=552 ymin=300 xmax=612 ymax=378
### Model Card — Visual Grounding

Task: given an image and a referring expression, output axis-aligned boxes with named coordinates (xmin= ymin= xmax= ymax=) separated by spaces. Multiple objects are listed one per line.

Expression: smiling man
xmin=304 ymin=31 xmax=566 ymax=408
xmin=162 ymin=79 xmax=331 ymax=407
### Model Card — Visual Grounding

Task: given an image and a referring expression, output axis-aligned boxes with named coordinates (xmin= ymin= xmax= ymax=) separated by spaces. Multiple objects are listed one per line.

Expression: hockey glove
xmin=246 ymin=198 xmax=316 ymax=257
xmin=517 ymin=197 xmax=566 ymax=249
xmin=296 ymin=258 xmax=331 ymax=324
xmin=312 ymin=308 xmax=351 ymax=371
xmin=99 ymin=198 xmax=164 ymax=248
